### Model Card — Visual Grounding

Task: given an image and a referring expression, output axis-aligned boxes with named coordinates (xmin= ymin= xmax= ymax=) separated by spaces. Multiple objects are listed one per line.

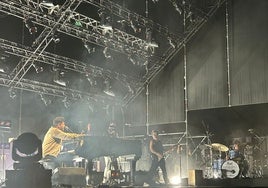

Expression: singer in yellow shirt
xmin=42 ymin=117 xmax=84 ymax=161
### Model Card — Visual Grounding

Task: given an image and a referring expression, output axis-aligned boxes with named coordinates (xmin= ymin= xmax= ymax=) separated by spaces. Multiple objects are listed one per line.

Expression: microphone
xmin=65 ymin=126 xmax=74 ymax=133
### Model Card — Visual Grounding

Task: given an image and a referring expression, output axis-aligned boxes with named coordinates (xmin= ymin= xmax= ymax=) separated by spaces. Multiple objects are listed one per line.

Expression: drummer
xmin=228 ymin=140 xmax=244 ymax=161
xmin=229 ymin=140 xmax=250 ymax=178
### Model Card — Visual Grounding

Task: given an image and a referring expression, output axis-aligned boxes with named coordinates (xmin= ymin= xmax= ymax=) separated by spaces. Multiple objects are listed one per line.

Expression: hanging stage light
xmin=62 ymin=97 xmax=71 ymax=108
xmin=146 ymin=28 xmax=158 ymax=48
xmin=8 ymin=88 xmax=17 ymax=99
xmin=24 ymin=17 xmax=37 ymax=35
xmin=53 ymin=70 xmax=66 ymax=86
xmin=98 ymin=9 xmax=113 ymax=31
xmin=32 ymin=63 xmax=44 ymax=73
xmin=40 ymin=94 xmax=52 ymax=106
xmin=40 ymin=0 xmax=54 ymax=7
xmin=103 ymin=47 xmax=112 ymax=60
xmin=103 ymin=79 xmax=115 ymax=97
xmin=168 ymin=36 xmax=176 ymax=48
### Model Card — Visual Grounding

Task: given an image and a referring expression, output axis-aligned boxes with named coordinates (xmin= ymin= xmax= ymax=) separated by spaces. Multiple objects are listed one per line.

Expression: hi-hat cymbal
xmin=211 ymin=143 xmax=229 ymax=152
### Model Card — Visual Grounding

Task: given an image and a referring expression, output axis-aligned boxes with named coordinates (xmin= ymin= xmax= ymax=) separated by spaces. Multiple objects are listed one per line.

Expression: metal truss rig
xmin=8 ymin=0 xmax=81 ymax=88
xmin=0 ymin=0 xmax=143 ymax=99
xmin=0 ymin=38 xmax=142 ymax=97
xmin=82 ymin=0 xmax=182 ymax=41
xmin=0 ymin=72 xmax=113 ymax=103
xmin=0 ymin=0 xmax=152 ymax=58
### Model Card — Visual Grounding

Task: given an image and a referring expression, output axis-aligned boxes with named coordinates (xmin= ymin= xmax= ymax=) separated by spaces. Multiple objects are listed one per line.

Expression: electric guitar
xmin=152 ymin=143 xmax=180 ymax=161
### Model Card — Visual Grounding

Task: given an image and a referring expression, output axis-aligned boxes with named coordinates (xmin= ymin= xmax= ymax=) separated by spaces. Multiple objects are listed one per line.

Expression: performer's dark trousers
xmin=149 ymin=156 xmax=169 ymax=184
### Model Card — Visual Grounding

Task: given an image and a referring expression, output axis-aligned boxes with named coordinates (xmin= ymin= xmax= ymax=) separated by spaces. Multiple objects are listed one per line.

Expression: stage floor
xmin=93 ymin=177 xmax=268 ymax=188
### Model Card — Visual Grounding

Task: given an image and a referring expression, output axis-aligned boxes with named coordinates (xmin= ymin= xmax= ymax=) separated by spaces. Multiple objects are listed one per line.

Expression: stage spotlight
xmin=40 ymin=0 xmax=54 ymax=7
xmin=98 ymin=9 xmax=113 ymax=31
xmin=103 ymin=47 xmax=112 ymax=60
xmin=168 ymin=37 xmax=176 ymax=48
xmin=86 ymin=75 xmax=96 ymax=86
xmin=172 ymin=1 xmax=182 ymax=15
xmin=128 ymin=55 xmax=139 ymax=65
xmin=8 ymin=88 xmax=17 ymax=99
xmin=24 ymin=17 xmax=37 ymax=35
xmin=127 ymin=84 xmax=134 ymax=94
xmin=62 ymin=97 xmax=71 ymax=108
xmin=130 ymin=20 xmax=141 ymax=33
xmin=103 ymin=79 xmax=115 ymax=97
xmin=146 ymin=28 xmax=158 ymax=48
xmin=84 ymin=42 xmax=95 ymax=54
xmin=32 ymin=63 xmax=44 ymax=73
xmin=0 ymin=66 xmax=8 ymax=73
xmin=40 ymin=94 xmax=52 ymax=106
xmin=53 ymin=70 xmax=66 ymax=87
xmin=117 ymin=19 xmax=127 ymax=31
xmin=52 ymin=34 xmax=60 ymax=43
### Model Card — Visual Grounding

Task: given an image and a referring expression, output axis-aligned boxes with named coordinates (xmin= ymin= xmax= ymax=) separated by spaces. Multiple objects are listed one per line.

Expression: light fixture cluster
xmin=8 ymin=87 xmax=17 ymax=99
xmin=52 ymin=64 xmax=67 ymax=87
xmin=103 ymin=78 xmax=115 ymax=97
xmin=24 ymin=17 xmax=37 ymax=35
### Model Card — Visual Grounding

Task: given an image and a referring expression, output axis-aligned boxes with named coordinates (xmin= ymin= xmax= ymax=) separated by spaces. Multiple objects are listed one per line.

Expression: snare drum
xmin=221 ymin=160 xmax=240 ymax=178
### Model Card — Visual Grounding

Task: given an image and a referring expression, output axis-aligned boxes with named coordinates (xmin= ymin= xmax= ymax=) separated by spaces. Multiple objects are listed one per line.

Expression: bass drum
xmin=221 ymin=160 xmax=240 ymax=178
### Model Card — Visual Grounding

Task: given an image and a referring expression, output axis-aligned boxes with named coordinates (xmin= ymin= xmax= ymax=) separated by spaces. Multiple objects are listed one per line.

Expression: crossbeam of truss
xmin=0 ymin=0 xmax=151 ymax=58
xmin=0 ymin=38 xmax=142 ymax=94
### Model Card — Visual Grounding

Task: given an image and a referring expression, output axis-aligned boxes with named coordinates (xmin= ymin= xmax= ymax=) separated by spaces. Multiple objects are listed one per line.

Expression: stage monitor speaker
xmin=53 ymin=167 xmax=86 ymax=186
xmin=188 ymin=169 xmax=203 ymax=186
xmin=6 ymin=168 xmax=52 ymax=188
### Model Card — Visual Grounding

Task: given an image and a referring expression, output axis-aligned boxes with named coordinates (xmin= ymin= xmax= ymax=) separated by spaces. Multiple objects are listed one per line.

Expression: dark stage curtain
xmin=187 ymin=5 xmax=227 ymax=110
xmin=230 ymin=0 xmax=268 ymax=105
xmin=148 ymin=53 xmax=185 ymax=125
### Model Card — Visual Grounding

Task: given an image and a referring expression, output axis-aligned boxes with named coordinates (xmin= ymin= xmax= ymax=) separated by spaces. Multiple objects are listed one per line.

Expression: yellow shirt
xmin=42 ymin=127 xmax=83 ymax=158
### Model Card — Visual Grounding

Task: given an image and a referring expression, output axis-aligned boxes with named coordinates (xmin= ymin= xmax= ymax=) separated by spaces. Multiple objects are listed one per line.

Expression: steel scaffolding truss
xmin=0 ymin=72 xmax=113 ymax=103
xmin=0 ymin=38 xmax=142 ymax=96
xmin=0 ymin=0 xmax=152 ymax=57
xmin=81 ymin=0 xmax=182 ymax=40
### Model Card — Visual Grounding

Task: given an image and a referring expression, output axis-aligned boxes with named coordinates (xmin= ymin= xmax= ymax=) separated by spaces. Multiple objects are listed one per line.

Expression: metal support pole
xmin=182 ymin=0 xmax=189 ymax=175
xmin=225 ymin=0 xmax=231 ymax=107
xmin=146 ymin=84 xmax=149 ymax=135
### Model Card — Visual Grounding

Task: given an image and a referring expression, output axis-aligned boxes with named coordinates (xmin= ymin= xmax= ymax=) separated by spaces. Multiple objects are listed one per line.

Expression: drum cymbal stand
xmin=248 ymin=129 xmax=265 ymax=177
xmin=200 ymin=121 xmax=214 ymax=178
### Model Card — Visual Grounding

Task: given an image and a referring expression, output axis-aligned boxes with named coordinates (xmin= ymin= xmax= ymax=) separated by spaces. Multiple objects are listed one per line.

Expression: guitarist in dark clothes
xmin=148 ymin=130 xmax=170 ymax=185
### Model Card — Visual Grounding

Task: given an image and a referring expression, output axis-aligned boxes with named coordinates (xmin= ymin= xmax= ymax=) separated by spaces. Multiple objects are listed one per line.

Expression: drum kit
xmin=201 ymin=142 xmax=249 ymax=179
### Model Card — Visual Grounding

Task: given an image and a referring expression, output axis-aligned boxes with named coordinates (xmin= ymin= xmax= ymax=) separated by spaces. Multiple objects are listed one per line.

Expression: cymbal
xmin=211 ymin=143 xmax=229 ymax=152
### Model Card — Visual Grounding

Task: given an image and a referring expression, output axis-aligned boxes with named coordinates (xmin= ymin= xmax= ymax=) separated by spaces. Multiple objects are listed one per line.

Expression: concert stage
xmin=95 ymin=177 xmax=268 ymax=188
